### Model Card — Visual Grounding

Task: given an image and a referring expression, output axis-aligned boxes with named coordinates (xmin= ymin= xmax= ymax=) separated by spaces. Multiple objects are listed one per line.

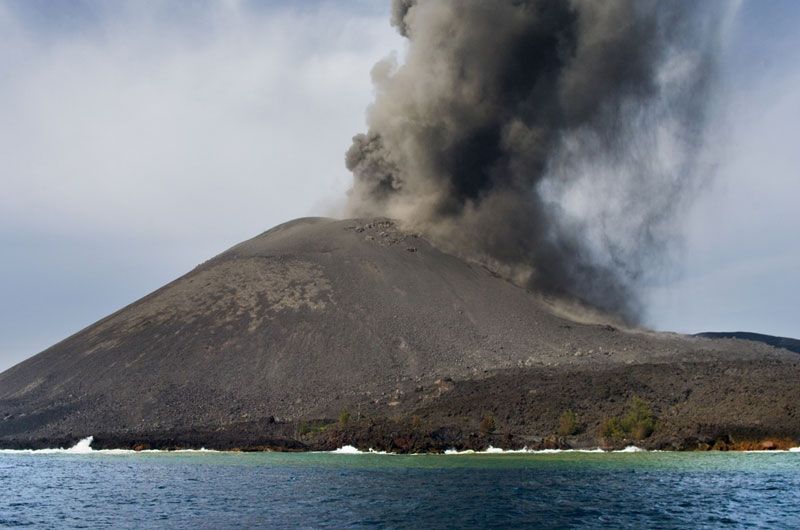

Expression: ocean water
xmin=1 ymin=440 xmax=799 ymax=529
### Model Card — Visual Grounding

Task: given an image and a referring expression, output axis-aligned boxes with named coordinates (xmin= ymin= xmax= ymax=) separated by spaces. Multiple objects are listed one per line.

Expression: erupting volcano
xmin=1 ymin=1 xmax=798 ymax=452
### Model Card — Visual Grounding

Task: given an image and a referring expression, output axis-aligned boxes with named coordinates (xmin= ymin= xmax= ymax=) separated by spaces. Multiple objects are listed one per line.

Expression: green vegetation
xmin=298 ymin=421 xmax=330 ymax=436
xmin=599 ymin=397 xmax=656 ymax=442
xmin=598 ymin=417 xmax=625 ymax=441
xmin=620 ymin=396 xmax=656 ymax=440
xmin=338 ymin=409 xmax=351 ymax=427
xmin=479 ymin=414 xmax=496 ymax=435
xmin=557 ymin=410 xmax=581 ymax=436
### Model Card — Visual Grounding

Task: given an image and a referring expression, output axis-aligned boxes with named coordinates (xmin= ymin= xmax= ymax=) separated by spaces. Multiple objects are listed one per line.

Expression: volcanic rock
xmin=0 ymin=217 xmax=798 ymax=451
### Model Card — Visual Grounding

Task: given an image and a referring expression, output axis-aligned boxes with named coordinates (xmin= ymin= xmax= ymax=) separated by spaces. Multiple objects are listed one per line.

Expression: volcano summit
xmin=1 ymin=218 xmax=797 ymax=452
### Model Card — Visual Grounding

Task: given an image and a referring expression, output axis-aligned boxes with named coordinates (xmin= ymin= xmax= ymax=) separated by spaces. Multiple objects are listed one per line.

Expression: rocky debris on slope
xmin=696 ymin=332 xmax=800 ymax=355
xmin=0 ymin=217 xmax=797 ymax=451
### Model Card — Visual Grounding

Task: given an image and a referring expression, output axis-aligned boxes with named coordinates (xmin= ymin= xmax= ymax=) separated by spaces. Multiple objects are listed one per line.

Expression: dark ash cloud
xmin=346 ymin=0 xmax=727 ymax=322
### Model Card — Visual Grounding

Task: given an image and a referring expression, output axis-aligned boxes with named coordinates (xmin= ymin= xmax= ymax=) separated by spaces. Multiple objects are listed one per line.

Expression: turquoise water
xmin=1 ymin=449 xmax=799 ymax=528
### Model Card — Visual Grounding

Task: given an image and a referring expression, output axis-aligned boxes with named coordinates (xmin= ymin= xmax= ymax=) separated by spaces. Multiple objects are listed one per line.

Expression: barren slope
xmin=0 ymin=217 xmax=797 ymax=449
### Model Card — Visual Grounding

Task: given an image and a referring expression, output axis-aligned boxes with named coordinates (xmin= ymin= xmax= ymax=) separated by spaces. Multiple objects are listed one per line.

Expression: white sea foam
xmin=616 ymin=446 xmax=644 ymax=453
xmin=444 ymin=448 xmax=475 ymax=455
xmin=742 ymin=449 xmax=800 ymax=454
xmin=530 ymin=448 xmax=606 ymax=454
xmin=330 ymin=445 xmax=363 ymax=454
xmin=0 ymin=436 xmax=218 ymax=455
xmin=445 ymin=447 xmax=615 ymax=454
xmin=67 ymin=436 xmax=95 ymax=453
xmin=485 ymin=446 xmax=533 ymax=454
xmin=0 ymin=436 xmax=97 ymax=455
xmin=329 ymin=446 xmax=393 ymax=454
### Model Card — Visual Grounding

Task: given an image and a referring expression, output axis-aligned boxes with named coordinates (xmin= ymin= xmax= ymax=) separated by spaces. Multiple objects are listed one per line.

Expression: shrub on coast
xmin=599 ymin=417 xmax=625 ymax=442
xmin=557 ymin=410 xmax=581 ymax=436
xmin=598 ymin=397 xmax=657 ymax=443
xmin=620 ymin=397 xmax=656 ymax=440
xmin=479 ymin=414 xmax=496 ymax=435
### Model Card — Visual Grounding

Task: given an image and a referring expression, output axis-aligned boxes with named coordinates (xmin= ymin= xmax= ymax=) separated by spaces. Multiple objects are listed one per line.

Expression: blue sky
xmin=1 ymin=1 xmax=798 ymax=371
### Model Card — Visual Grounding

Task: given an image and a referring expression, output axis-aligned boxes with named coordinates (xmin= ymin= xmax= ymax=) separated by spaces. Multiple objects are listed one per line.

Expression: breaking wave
xmin=330 ymin=445 xmax=362 ymax=454
xmin=329 ymin=445 xmax=800 ymax=455
xmin=0 ymin=436 xmax=218 ymax=455
xmin=330 ymin=445 xmax=640 ymax=455
xmin=443 ymin=446 xmax=635 ymax=455
xmin=329 ymin=445 xmax=391 ymax=455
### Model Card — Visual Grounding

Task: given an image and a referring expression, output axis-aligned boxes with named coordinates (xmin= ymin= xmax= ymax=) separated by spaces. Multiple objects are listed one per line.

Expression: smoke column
xmin=346 ymin=0 xmax=728 ymax=322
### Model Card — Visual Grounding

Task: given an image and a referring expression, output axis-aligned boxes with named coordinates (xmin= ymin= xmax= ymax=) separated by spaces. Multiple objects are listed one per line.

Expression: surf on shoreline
xmin=2 ymin=437 xmax=799 ymax=456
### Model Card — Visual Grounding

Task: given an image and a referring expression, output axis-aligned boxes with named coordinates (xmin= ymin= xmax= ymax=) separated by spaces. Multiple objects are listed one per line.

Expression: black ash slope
xmin=0 ymin=218 xmax=797 ymax=450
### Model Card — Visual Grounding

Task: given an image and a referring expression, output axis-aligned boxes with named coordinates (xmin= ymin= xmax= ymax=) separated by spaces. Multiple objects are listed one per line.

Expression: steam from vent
xmin=346 ymin=0 xmax=729 ymax=322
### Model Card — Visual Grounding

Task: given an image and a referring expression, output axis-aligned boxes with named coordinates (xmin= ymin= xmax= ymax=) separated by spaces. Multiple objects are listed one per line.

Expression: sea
xmin=1 ymin=438 xmax=799 ymax=529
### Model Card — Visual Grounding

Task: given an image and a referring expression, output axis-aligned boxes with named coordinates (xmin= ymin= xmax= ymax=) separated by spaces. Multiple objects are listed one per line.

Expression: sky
xmin=0 ymin=0 xmax=798 ymax=372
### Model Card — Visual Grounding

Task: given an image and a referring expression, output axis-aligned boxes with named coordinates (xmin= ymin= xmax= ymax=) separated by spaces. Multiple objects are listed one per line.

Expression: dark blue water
xmin=1 ymin=449 xmax=799 ymax=529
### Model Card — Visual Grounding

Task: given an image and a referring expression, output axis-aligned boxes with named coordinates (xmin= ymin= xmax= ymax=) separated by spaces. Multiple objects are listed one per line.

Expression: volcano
xmin=1 ymin=218 xmax=798 ymax=451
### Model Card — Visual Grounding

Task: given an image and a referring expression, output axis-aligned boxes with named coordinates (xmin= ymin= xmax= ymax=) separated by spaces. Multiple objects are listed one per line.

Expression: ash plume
xmin=346 ymin=0 xmax=728 ymax=322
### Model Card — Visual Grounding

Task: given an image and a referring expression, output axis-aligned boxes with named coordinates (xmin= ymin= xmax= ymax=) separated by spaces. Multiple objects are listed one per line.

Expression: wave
xmin=616 ymin=446 xmax=645 ymax=453
xmin=444 ymin=446 xmax=628 ymax=455
xmin=330 ymin=445 xmax=800 ymax=455
xmin=0 ymin=437 xmax=219 ymax=455
xmin=331 ymin=445 xmax=634 ymax=455
xmin=334 ymin=445 xmax=800 ymax=455
xmin=743 ymin=449 xmax=800 ymax=454
xmin=0 ymin=436 xmax=96 ymax=455
xmin=329 ymin=445 xmax=391 ymax=455
xmin=330 ymin=445 xmax=362 ymax=454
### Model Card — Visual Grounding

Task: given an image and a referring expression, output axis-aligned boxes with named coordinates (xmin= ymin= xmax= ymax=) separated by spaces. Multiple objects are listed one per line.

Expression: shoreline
xmin=2 ymin=436 xmax=799 ymax=455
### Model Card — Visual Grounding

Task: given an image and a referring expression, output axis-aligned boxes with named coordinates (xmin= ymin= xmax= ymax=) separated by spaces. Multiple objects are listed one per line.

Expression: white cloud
xmin=0 ymin=1 xmax=402 ymax=243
